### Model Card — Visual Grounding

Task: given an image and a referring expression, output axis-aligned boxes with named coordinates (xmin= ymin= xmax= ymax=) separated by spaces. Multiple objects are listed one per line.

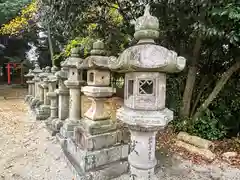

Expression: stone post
xmin=58 ymin=48 xmax=85 ymax=140
xmin=109 ymin=5 xmax=186 ymax=179
xmin=24 ymin=69 xmax=34 ymax=103
xmin=51 ymin=60 xmax=69 ymax=134
xmin=63 ymin=41 xmax=129 ymax=180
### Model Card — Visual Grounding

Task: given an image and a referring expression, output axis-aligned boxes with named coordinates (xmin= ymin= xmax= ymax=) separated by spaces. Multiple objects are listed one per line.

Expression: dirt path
xmin=0 ymin=98 xmax=72 ymax=180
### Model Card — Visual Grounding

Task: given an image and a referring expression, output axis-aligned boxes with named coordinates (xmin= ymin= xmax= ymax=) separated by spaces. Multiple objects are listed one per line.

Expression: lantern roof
xmin=39 ymin=66 xmax=51 ymax=78
xmin=51 ymin=66 xmax=58 ymax=74
xmin=66 ymin=47 xmax=85 ymax=68
xmin=32 ymin=62 xmax=42 ymax=74
xmin=24 ymin=69 xmax=35 ymax=78
xmin=55 ymin=60 xmax=68 ymax=79
xmin=60 ymin=59 xmax=68 ymax=70
xmin=83 ymin=40 xmax=111 ymax=70
xmin=109 ymin=5 xmax=186 ymax=73
xmin=47 ymin=66 xmax=58 ymax=82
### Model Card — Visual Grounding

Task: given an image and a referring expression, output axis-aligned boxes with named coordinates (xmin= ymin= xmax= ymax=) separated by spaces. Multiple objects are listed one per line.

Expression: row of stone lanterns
xmin=24 ymin=5 xmax=186 ymax=180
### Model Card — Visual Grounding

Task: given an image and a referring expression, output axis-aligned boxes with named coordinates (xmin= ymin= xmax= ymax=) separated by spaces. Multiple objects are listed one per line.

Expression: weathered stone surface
xmin=77 ymin=118 xmax=117 ymax=135
xmin=66 ymin=138 xmax=128 ymax=172
xmin=63 ymin=147 xmax=128 ymax=180
xmin=175 ymin=140 xmax=216 ymax=161
xmin=74 ymin=128 xmax=123 ymax=151
xmin=222 ymin=152 xmax=238 ymax=159
xmin=177 ymin=132 xmax=214 ymax=150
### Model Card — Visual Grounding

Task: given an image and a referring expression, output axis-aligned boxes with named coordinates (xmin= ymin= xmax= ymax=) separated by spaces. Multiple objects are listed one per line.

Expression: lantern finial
xmin=134 ymin=4 xmax=159 ymax=43
xmin=90 ymin=40 xmax=106 ymax=55
xmin=144 ymin=4 xmax=150 ymax=16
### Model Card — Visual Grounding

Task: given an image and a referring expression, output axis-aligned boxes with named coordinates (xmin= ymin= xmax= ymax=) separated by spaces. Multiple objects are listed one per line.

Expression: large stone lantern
xmin=109 ymin=5 xmax=186 ymax=179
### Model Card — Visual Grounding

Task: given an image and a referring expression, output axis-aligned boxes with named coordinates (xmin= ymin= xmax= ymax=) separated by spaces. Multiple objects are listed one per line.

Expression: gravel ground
xmin=0 ymin=98 xmax=73 ymax=180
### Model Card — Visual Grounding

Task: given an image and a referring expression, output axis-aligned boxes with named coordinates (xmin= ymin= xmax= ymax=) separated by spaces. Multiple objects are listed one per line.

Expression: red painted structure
xmin=4 ymin=62 xmax=23 ymax=85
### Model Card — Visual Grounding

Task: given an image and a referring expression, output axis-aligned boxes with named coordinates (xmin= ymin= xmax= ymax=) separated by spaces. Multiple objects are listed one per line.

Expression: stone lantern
xmin=59 ymin=41 xmax=129 ymax=180
xmin=24 ymin=69 xmax=35 ymax=103
xmin=37 ymin=66 xmax=51 ymax=106
xmin=30 ymin=62 xmax=43 ymax=109
xmin=45 ymin=66 xmax=59 ymax=130
xmin=35 ymin=66 xmax=51 ymax=120
xmin=82 ymin=40 xmax=114 ymax=120
xmin=109 ymin=5 xmax=186 ymax=179
xmin=51 ymin=60 xmax=69 ymax=134
xmin=61 ymin=41 xmax=128 ymax=180
xmin=58 ymin=47 xmax=85 ymax=140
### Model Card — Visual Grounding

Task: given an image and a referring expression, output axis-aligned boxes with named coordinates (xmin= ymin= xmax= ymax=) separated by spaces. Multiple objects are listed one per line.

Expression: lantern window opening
xmin=89 ymin=72 xmax=94 ymax=82
xmin=127 ymin=79 xmax=134 ymax=98
xmin=138 ymin=79 xmax=154 ymax=95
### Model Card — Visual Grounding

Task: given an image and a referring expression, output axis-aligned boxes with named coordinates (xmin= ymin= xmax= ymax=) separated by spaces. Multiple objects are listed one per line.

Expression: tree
xmin=0 ymin=0 xmax=31 ymax=25
xmin=0 ymin=0 xmax=38 ymax=36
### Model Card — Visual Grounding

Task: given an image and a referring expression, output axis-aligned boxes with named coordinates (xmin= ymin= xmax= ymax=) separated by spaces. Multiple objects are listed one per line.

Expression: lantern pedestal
xmin=30 ymin=76 xmax=41 ymax=110
xmin=58 ymin=80 xmax=83 ymax=140
xmin=36 ymin=104 xmax=51 ymax=120
xmin=51 ymin=88 xmax=69 ymax=134
xmin=25 ymin=80 xmax=34 ymax=103
xmin=45 ymin=91 xmax=58 ymax=134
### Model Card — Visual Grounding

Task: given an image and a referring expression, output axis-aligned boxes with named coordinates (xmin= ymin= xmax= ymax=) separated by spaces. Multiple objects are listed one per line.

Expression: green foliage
xmin=0 ymin=0 xmax=31 ymax=25
xmin=174 ymin=73 xmax=240 ymax=140
xmin=64 ymin=37 xmax=94 ymax=57
xmin=53 ymin=36 xmax=95 ymax=66
xmin=210 ymin=75 xmax=240 ymax=137
xmin=173 ymin=110 xmax=227 ymax=140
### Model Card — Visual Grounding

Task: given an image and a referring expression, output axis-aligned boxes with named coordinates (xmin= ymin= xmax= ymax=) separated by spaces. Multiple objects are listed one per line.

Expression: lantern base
xmin=24 ymin=95 xmax=32 ymax=103
xmin=61 ymin=135 xmax=129 ymax=180
xmin=35 ymin=104 xmax=49 ymax=120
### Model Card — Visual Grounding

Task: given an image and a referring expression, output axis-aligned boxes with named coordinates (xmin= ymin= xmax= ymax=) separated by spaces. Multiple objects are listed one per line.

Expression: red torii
xmin=4 ymin=62 xmax=23 ymax=85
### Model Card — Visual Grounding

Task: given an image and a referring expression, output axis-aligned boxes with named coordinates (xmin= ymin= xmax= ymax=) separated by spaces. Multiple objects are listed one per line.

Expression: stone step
xmin=66 ymin=138 xmax=129 ymax=172
xmin=63 ymin=146 xmax=128 ymax=180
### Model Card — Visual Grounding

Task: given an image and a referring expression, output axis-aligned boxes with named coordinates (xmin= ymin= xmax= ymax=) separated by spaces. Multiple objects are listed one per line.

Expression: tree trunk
xmin=179 ymin=37 xmax=202 ymax=118
xmin=47 ymin=24 xmax=54 ymax=66
xmin=193 ymin=60 xmax=240 ymax=119
xmin=190 ymin=77 xmax=214 ymax=117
